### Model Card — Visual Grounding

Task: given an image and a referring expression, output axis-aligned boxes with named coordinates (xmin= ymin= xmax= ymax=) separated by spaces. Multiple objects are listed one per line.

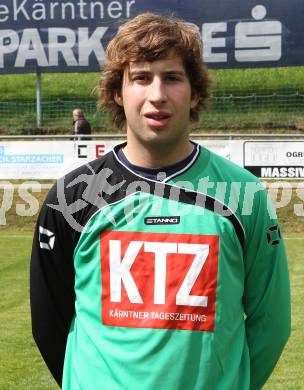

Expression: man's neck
xmin=123 ymin=139 xmax=193 ymax=168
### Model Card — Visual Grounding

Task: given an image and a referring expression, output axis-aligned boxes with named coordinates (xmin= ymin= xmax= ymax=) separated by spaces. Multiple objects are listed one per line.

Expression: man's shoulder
xmin=76 ymin=118 xmax=91 ymax=131
xmin=46 ymin=151 xmax=116 ymax=198
xmin=65 ymin=150 xmax=116 ymax=182
xmin=75 ymin=117 xmax=87 ymax=123
xmin=77 ymin=118 xmax=90 ymax=125
xmin=203 ymin=146 xmax=260 ymax=184
xmin=43 ymin=149 xmax=124 ymax=230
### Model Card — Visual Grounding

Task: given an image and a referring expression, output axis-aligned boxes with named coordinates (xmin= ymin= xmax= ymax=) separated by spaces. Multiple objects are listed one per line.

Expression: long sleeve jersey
xmin=30 ymin=143 xmax=291 ymax=390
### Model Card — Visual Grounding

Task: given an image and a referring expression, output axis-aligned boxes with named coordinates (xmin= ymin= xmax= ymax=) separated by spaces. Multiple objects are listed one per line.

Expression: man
xmin=31 ymin=13 xmax=290 ymax=390
xmin=71 ymin=108 xmax=92 ymax=140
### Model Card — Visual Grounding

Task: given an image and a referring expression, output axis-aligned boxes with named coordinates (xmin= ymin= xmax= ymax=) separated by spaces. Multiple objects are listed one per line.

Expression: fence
xmin=1 ymin=89 xmax=303 ymax=134
xmin=1 ymin=66 xmax=304 ymax=133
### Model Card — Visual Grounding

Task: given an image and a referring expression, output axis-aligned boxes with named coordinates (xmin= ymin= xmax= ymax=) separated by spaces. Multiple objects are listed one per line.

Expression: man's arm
xmin=243 ymin=188 xmax=291 ymax=390
xmin=30 ymin=185 xmax=76 ymax=387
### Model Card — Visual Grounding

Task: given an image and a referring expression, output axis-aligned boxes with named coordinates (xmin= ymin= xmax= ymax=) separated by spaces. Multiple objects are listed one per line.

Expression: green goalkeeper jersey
xmin=30 ymin=143 xmax=290 ymax=390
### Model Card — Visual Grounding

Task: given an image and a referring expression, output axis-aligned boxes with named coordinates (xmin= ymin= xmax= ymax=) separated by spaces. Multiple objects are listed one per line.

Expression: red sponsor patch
xmin=100 ymin=231 xmax=219 ymax=331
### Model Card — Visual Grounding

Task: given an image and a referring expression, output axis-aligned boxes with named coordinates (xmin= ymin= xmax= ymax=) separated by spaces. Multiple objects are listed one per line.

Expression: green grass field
xmin=0 ymin=233 xmax=58 ymax=389
xmin=0 ymin=231 xmax=303 ymax=389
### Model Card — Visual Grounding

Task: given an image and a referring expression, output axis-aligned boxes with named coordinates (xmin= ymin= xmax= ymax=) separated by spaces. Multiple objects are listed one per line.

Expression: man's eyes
xmin=131 ymin=74 xmax=183 ymax=82
xmin=132 ymin=75 xmax=149 ymax=81
xmin=165 ymin=74 xmax=183 ymax=82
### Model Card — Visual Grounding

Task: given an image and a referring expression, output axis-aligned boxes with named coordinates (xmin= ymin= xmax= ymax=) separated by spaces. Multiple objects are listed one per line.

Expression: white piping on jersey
xmin=112 ymin=148 xmax=246 ymax=241
xmin=79 ymin=186 xmax=246 ymax=251
xmin=76 ymin=191 xmax=142 ymax=254
xmin=163 ymin=144 xmax=200 ymax=182
xmin=81 ymin=191 xmax=142 ymax=235
xmin=113 ymin=145 xmax=196 ymax=185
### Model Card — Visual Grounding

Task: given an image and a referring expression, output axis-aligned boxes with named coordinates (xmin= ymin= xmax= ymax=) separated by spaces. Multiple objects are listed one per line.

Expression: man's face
xmin=73 ymin=112 xmax=79 ymax=121
xmin=115 ymin=56 xmax=198 ymax=150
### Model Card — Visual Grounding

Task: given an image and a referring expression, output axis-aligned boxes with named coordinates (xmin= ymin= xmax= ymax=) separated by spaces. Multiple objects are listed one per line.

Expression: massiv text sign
xmin=244 ymin=141 xmax=304 ymax=179
xmin=0 ymin=0 xmax=303 ymax=74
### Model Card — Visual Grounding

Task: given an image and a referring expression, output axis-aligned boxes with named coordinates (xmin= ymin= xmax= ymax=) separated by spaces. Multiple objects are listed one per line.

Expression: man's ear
xmin=114 ymin=92 xmax=123 ymax=106
xmin=190 ymin=93 xmax=199 ymax=109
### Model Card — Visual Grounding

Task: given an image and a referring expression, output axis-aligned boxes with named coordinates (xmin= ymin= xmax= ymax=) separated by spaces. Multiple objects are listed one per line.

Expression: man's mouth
xmin=144 ymin=112 xmax=171 ymax=126
xmin=145 ymin=112 xmax=171 ymax=119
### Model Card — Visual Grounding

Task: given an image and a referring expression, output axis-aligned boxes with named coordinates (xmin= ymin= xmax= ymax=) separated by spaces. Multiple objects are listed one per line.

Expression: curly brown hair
xmin=97 ymin=13 xmax=210 ymax=130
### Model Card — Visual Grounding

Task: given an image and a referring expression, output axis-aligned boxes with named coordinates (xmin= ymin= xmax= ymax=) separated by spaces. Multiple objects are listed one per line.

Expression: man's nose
xmin=147 ymin=78 xmax=167 ymax=104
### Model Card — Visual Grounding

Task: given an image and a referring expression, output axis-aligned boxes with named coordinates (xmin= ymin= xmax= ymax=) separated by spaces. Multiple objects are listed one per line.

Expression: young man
xmin=31 ymin=13 xmax=290 ymax=390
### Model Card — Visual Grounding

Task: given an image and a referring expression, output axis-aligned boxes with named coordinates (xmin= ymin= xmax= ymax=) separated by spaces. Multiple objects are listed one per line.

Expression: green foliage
xmin=0 ymin=68 xmax=304 ymax=133
xmin=0 ymin=73 xmax=99 ymax=100
xmin=1 ymin=67 xmax=304 ymax=100
xmin=210 ymin=67 xmax=304 ymax=93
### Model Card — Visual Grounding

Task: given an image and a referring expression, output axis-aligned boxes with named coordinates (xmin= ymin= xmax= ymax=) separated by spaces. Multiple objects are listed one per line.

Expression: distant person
xmin=71 ymin=108 xmax=91 ymax=140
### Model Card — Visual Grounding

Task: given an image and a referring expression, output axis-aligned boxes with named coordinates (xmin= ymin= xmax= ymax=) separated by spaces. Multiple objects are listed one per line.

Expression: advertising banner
xmin=244 ymin=141 xmax=304 ymax=179
xmin=0 ymin=140 xmax=235 ymax=179
xmin=1 ymin=140 xmax=303 ymax=180
xmin=0 ymin=141 xmax=73 ymax=179
xmin=0 ymin=140 xmax=121 ymax=179
xmin=0 ymin=0 xmax=303 ymax=73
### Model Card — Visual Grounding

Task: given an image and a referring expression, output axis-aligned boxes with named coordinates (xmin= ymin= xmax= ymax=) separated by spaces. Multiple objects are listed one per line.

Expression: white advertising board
xmin=244 ymin=141 xmax=304 ymax=179
xmin=197 ymin=140 xmax=231 ymax=160
xmin=197 ymin=140 xmax=244 ymax=167
xmin=0 ymin=141 xmax=121 ymax=179
xmin=0 ymin=140 xmax=237 ymax=179
xmin=1 ymin=139 xmax=302 ymax=180
xmin=0 ymin=141 xmax=70 ymax=179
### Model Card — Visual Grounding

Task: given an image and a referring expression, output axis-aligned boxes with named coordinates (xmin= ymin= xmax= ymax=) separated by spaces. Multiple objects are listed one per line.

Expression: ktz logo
xmin=101 ymin=231 xmax=219 ymax=332
xmin=39 ymin=226 xmax=55 ymax=250
xmin=267 ymin=225 xmax=281 ymax=246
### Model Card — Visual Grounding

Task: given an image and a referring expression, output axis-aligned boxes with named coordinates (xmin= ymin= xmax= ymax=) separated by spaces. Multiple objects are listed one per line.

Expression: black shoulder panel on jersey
xmin=70 ymin=145 xmax=245 ymax=248
xmin=73 ymin=146 xmax=245 ymax=249
xmin=83 ymin=146 xmax=244 ymax=249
